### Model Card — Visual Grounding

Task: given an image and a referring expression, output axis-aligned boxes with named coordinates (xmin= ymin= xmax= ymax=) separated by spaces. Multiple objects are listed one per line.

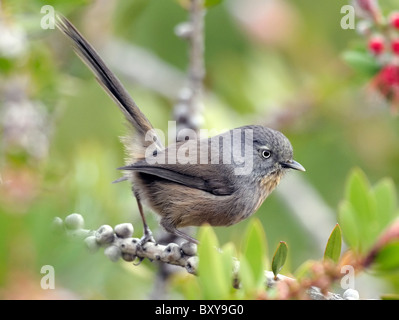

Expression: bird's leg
xmin=132 ymin=197 xmax=156 ymax=265
xmin=135 ymin=197 xmax=155 ymax=245
xmin=160 ymin=218 xmax=199 ymax=245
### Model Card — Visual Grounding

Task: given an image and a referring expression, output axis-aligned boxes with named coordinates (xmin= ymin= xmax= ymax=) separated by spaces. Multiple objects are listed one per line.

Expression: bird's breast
xmin=253 ymin=171 xmax=283 ymax=212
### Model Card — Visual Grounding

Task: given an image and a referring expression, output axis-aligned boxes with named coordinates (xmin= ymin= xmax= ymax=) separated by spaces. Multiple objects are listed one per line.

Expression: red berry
xmin=392 ymin=39 xmax=399 ymax=55
xmin=390 ymin=12 xmax=399 ymax=29
xmin=368 ymin=36 xmax=385 ymax=55
xmin=371 ymin=65 xmax=399 ymax=112
xmin=377 ymin=65 xmax=399 ymax=87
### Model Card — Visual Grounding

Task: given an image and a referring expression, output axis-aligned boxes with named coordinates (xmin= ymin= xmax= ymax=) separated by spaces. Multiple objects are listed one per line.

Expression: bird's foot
xmin=139 ymin=227 xmax=156 ymax=246
xmin=133 ymin=227 xmax=156 ymax=266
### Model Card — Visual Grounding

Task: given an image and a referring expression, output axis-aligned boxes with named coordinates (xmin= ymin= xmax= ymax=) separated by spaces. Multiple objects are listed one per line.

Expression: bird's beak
xmin=281 ymin=160 xmax=306 ymax=172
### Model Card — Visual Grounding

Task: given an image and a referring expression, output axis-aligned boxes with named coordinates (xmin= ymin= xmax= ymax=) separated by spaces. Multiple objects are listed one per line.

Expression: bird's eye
xmin=261 ymin=150 xmax=271 ymax=159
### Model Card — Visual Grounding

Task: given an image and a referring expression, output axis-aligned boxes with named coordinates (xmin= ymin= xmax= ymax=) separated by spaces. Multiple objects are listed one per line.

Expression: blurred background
xmin=0 ymin=0 xmax=399 ymax=299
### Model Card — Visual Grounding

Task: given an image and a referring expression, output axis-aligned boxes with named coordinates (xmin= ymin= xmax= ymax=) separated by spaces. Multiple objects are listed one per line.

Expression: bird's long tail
xmin=56 ymin=15 xmax=162 ymax=152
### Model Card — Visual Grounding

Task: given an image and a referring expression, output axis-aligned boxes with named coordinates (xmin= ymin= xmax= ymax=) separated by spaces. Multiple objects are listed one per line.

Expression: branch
xmin=56 ymin=213 xmax=359 ymax=300
xmin=173 ymin=0 xmax=206 ymax=134
xmin=54 ymin=214 xmax=198 ymax=273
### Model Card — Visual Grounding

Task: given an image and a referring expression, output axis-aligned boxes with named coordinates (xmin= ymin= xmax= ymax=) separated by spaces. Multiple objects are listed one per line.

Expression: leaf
xmin=338 ymin=201 xmax=359 ymax=250
xmin=341 ymin=50 xmax=380 ymax=76
xmin=344 ymin=168 xmax=376 ymax=252
xmin=324 ymin=224 xmax=342 ymax=263
xmin=340 ymin=169 xmax=399 ymax=255
xmin=372 ymin=241 xmax=399 ymax=272
xmin=197 ymin=225 xmax=230 ymax=299
xmin=345 ymin=168 xmax=372 ymax=222
xmin=241 ymin=218 xmax=268 ymax=288
xmin=220 ymin=242 xmax=237 ymax=298
xmin=238 ymin=255 xmax=256 ymax=297
xmin=272 ymin=241 xmax=288 ymax=278
xmin=372 ymin=178 xmax=398 ymax=233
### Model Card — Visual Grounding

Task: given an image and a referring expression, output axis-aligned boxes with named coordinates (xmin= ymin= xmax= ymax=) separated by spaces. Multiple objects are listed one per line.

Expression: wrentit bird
xmin=56 ymin=16 xmax=305 ymax=245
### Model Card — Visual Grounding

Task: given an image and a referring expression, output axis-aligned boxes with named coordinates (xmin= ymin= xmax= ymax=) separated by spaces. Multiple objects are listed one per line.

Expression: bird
xmin=56 ymin=15 xmax=305 ymax=245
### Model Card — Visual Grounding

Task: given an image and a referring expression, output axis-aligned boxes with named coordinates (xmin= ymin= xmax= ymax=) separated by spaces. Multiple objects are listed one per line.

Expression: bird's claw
xmin=134 ymin=228 xmax=156 ymax=260
xmin=139 ymin=229 xmax=156 ymax=246
xmin=133 ymin=256 xmax=145 ymax=266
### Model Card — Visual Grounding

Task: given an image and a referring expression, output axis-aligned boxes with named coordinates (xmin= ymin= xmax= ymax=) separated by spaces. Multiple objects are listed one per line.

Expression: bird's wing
xmin=119 ymin=162 xmax=236 ymax=196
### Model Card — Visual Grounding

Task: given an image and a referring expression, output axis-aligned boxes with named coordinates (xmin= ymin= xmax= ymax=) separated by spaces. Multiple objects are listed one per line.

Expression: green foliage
xmin=373 ymin=178 xmax=398 ymax=229
xmin=324 ymin=224 xmax=342 ymax=263
xmin=339 ymin=168 xmax=399 ymax=272
xmin=194 ymin=219 xmax=270 ymax=299
xmin=197 ymin=225 xmax=234 ymax=299
xmin=342 ymin=50 xmax=381 ymax=77
xmin=373 ymin=241 xmax=399 ymax=272
xmin=224 ymin=168 xmax=399 ymax=298
xmin=272 ymin=241 xmax=288 ymax=279
xmin=339 ymin=168 xmax=397 ymax=253
xmin=240 ymin=218 xmax=268 ymax=290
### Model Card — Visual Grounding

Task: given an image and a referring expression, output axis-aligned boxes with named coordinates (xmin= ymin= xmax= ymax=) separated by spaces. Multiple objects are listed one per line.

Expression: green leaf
xmin=373 ymin=178 xmax=398 ymax=233
xmin=220 ymin=242 xmax=237 ymax=298
xmin=324 ymin=224 xmax=342 ymax=263
xmin=238 ymin=255 xmax=256 ymax=297
xmin=345 ymin=168 xmax=376 ymax=252
xmin=372 ymin=241 xmax=399 ymax=272
xmin=341 ymin=50 xmax=380 ymax=76
xmin=338 ymin=201 xmax=359 ymax=250
xmin=241 ymin=219 xmax=268 ymax=288
xmin=205 ymin=0 xmax=223 ymax=8
xmin=272 ymin=241 xmax=288 ymax=278
xmin=346 ymin=168 xmax=372 ymax=221
xmin=198 ymin=225 xmax=230 ymax=299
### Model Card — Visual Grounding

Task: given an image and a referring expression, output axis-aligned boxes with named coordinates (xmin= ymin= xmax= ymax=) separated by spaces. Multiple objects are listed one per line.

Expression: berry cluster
xmin=54 ymin=213 xmax=199 ymax=272
xmin=366 ymin=12 xmax=399 ymax=56
xmin=354 ymin=0 xmax=399 ymax=112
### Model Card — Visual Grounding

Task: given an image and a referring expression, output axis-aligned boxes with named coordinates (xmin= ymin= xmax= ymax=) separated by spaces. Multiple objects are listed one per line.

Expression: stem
xmin=174 ymin=0 xmax=206 ymax=135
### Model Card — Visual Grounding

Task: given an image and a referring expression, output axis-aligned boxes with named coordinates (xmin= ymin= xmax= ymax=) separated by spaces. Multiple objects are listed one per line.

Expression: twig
xmin=173 ymin=0 xmax=206 ymax=134
xmin=53 ymin=214 xmax=198 ymax=273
